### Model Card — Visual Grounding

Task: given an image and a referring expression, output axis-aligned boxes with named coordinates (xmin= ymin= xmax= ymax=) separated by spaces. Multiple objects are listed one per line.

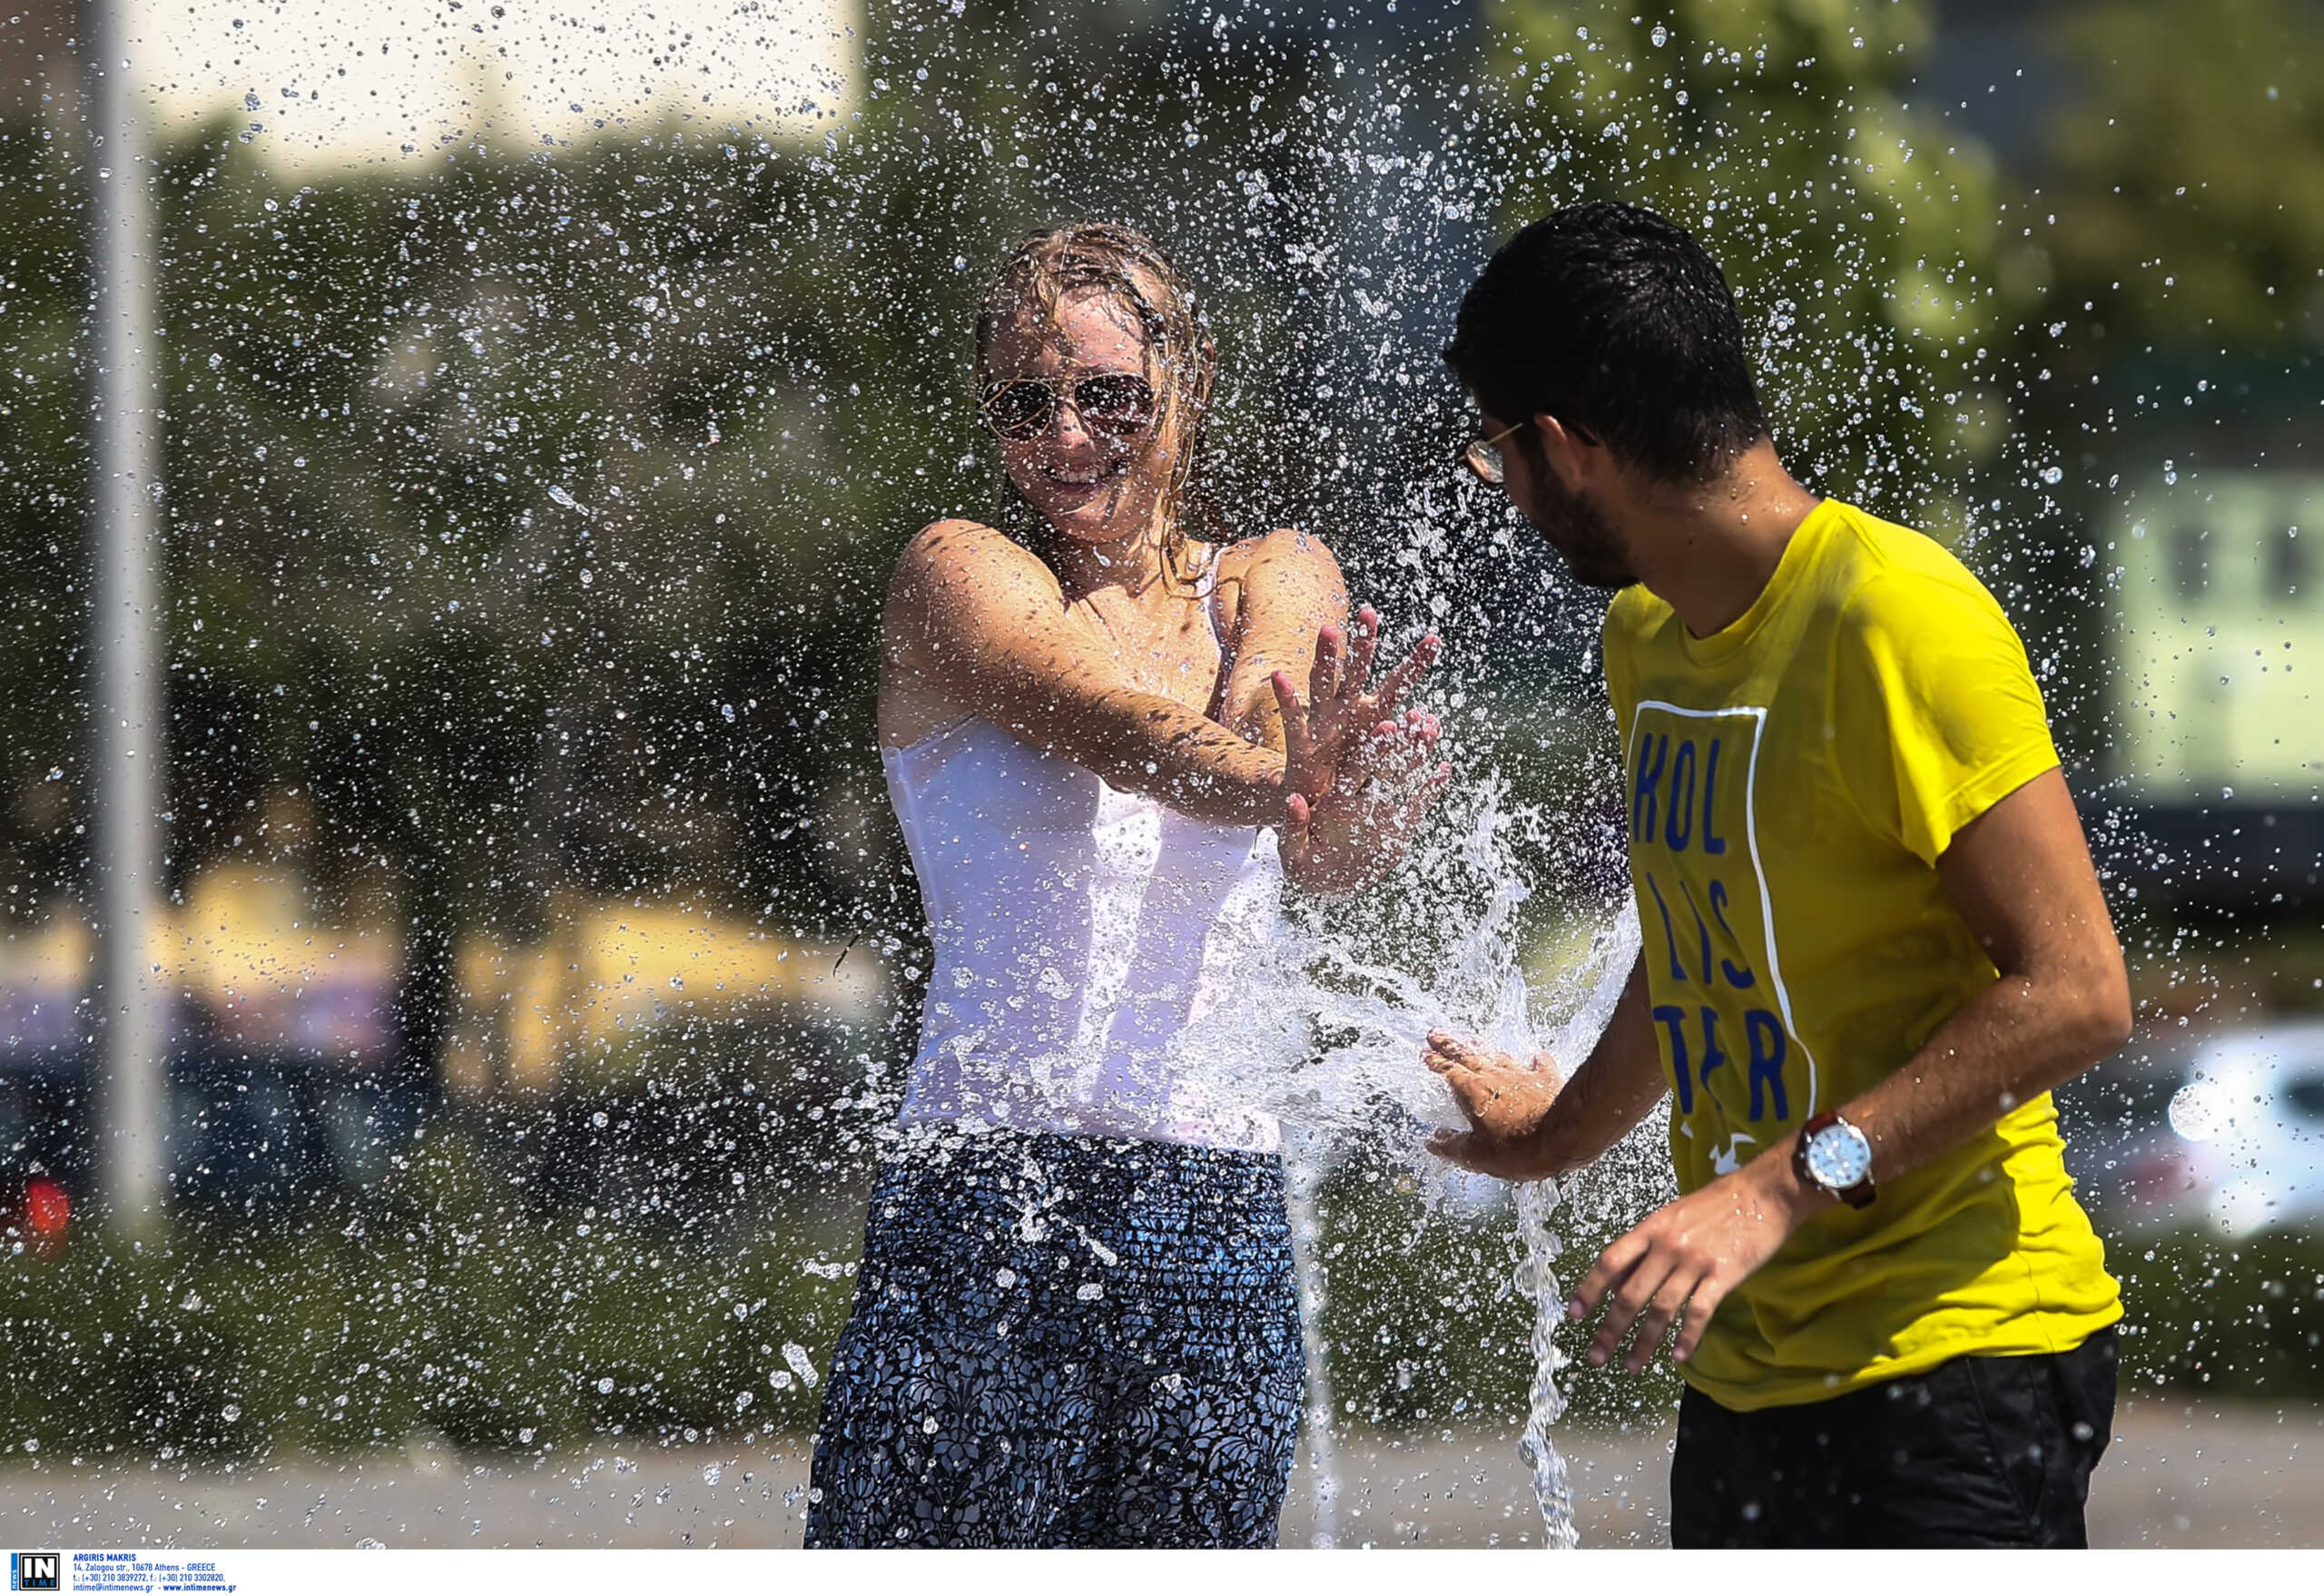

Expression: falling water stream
xmin=1510 ymin=914 xmax=1643 ymax=1549
xmin=1284 ymin=1152 xmax=1342 ymax=1548
xmin=1174 ymin=776 xmax=1641 ymax=1547
xmin=1512 ymin=1178 xmax=1579 ymax=1547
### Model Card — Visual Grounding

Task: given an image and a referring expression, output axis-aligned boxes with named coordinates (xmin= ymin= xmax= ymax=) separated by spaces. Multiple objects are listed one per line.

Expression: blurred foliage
xmin=2114 ymin=1225 xmax=2324 ymax=1403
xmin=17 ymin=1141 xmax=2315 ymax=1462
xmin=0 ymin=118 xmax=968 ymax=1090
xmin=2040 ymin=0 xmax=2324 ymax=350
xmin=0 ymin=1120 xmax=869 ymax=1459
xmin=1481 ymin=0 xmax=2026 ymax=533
xmin=1314 ymin=1166 xmax=2324 ymax=1443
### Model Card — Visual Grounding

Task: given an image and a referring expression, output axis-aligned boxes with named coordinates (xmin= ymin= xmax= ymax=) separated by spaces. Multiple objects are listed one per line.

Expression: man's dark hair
xmin=1445 ymin=202 xmax=1768 ymax=484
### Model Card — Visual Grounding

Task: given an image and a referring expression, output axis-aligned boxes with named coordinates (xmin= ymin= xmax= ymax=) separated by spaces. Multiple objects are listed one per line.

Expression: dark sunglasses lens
xmin=1074 ymin=375 xmax=1156 ymax=434
xmin=983 ymin=381 xmax=1055 ymax=439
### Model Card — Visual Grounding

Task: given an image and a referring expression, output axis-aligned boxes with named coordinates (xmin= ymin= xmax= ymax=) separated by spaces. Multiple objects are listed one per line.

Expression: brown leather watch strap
xmin=1794 ymin=1111 xmax=1876 ymax=1209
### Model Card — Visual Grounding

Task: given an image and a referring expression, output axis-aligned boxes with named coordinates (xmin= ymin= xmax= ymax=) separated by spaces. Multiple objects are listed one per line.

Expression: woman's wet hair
xmin=975 ymin=222 xmax=1218 ymax=585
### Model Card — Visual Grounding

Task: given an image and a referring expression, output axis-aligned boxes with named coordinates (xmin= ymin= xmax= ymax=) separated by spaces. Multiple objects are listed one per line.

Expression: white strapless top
xmin=881 ymin=716 xmax=1285 ymax=1154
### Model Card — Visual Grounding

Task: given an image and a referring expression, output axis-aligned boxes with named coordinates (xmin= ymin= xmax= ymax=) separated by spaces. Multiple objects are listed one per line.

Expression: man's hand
xmin=1418 ymin=958 xmax=1668 ymax=1189
xmin=1566 ymin=1147 xmax=1824 ymax=1371
xmin=1423 ymin=1032 xmax=1567 ymax=1180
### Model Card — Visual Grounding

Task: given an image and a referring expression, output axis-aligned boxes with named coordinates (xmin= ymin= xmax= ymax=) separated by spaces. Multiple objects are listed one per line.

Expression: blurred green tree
xmin=1478 ymin=0 xmax=2035 ymax=536
xmin=0 ymin=114 xmax=983 ymax=1088
xmin=2039 ymin=0 xmax=2324 ymax=350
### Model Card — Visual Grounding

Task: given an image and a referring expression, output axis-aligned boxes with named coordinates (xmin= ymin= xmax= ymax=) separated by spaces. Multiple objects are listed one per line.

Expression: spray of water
xmin=1510 ymin=912 xmax=1643 ymax=1548
xmin=1169 ymin=772 xmax=1643 ymax=1547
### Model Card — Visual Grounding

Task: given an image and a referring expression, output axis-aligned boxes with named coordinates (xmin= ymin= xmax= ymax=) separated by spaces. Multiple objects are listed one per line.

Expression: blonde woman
xmin=805 ymin=223 xmax=1443 ymax=1547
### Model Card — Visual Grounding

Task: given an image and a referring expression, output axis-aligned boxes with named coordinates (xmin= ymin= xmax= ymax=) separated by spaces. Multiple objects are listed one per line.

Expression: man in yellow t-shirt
xmin=1425 ymin=202 xmax=2131 ymax=1548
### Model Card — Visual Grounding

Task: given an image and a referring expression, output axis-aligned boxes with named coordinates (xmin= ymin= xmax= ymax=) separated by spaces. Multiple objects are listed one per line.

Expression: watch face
xmin=1806 ymin=1122 xmax=1873 ymax=1190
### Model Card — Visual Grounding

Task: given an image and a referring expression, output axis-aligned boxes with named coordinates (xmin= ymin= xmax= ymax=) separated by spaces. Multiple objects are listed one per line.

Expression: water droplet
xmin=783 ymin=1343 xmax=819 ymax=1387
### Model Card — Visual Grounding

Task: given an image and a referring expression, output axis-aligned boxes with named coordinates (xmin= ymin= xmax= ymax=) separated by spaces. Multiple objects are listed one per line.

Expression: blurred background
xmin=1 ymin=0 xmax=2320 ymax=1548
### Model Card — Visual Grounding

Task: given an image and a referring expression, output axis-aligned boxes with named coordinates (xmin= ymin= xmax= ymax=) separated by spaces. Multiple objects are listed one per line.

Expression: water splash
xmin=1172 ymin=775 xmax=1589 ymax=1140
xmin=1172 ymin=773 xmax=1642 ymax=1549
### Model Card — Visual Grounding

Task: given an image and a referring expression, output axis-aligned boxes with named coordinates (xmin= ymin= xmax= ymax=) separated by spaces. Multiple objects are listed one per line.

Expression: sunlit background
xmin=2 ymin=0 xmax=2320 ymax=1548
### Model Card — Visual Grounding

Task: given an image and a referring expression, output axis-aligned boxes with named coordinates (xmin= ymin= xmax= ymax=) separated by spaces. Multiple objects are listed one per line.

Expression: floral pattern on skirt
xmin=803 ymin=1126 xmax=1305 ymax=1548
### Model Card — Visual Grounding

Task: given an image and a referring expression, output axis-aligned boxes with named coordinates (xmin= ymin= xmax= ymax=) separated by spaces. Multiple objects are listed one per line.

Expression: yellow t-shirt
xmin=1600 ymin=498 xmax=2121 ymax=1413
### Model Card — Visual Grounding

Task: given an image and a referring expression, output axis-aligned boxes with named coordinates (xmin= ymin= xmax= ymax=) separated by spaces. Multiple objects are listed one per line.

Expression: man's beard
xmin=1533 ymin=470 xmax=1637 ymax=590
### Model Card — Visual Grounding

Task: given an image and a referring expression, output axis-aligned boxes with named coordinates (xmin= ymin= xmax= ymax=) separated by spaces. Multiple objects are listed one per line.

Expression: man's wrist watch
xmin=1794 ymin=1111 xmax=1876 ymax=1209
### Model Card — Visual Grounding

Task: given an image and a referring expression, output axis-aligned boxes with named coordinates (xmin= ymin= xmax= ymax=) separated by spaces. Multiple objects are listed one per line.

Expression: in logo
xmin=8 ymin=1553 xmax=59 ymax=1592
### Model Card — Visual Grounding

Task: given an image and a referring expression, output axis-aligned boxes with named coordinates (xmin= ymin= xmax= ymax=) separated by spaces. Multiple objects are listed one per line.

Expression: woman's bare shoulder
xmin=1217 ymin=525 xmax=1343 ymax=585
xmin=890 ymin=517 xmax=1050 ymax=604
xmin=1218 ymin=527 xmax=1347 ymax=627
xmin=881 ymin=520 xmax=1040 ymax=745
xmin=896 ymin=516 xmax=1012 ymax=574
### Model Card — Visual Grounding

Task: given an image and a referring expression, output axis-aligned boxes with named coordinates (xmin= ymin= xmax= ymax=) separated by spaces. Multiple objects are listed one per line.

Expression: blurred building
xmin=438 ymin=896 xmax=883 ymax=1098
xmin=4 ymin=0 xmax=859 ymax=163
xmin=0 ymin=813 xmax=885 ymax=1215
xmin=0 ymin=835 xmax=408 ymax=1212
xmin=2112 ymin=469 xmax=2324 ymax=901
xmin=2115 ymin=475 xmax=2319 ymax=806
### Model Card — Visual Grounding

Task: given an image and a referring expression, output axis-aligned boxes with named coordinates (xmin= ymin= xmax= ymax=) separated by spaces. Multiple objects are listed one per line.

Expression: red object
xmin=2125 ymin=1149 xmax=2198 ymax=1206
xmin=24 ymin=1178 xmax=70 ymax=1236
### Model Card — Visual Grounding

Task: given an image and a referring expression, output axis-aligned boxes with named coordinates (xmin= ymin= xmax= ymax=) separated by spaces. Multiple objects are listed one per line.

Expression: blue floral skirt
xmin=803 ymin=1126 xmax=1305 ymax=1547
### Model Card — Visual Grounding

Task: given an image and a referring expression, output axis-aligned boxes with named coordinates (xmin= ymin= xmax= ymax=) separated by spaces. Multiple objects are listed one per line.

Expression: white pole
xmin=85 ymin=0 xmax=169 ymax=1236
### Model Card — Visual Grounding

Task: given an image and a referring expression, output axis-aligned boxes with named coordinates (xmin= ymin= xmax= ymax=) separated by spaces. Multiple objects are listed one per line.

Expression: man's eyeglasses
xmin=980 ymin=373 xmax=1158 ymax=441
xmin=1462 ymin=419 xmax=1527 ymax=487
xmin=1462 ymin=416 xmax=1600 ymax=485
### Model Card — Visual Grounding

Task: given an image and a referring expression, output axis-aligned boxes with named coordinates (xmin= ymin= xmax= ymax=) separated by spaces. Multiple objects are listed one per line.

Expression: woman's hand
xmin=1279 ymin=707 xmax=1452 ymax=893
xmin=1266 ymin=606 xmax=1439 ymax=809
xmin=1423 ymin=1032 xmax=1569 ymax=1180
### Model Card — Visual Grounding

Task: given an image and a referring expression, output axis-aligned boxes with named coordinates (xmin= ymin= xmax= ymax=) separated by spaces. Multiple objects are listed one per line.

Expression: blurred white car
xmin=2134 ymin=1023 xmax=2324 ymax=1235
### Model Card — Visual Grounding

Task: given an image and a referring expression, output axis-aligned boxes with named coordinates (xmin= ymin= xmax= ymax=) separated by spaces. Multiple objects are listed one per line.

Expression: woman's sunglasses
xmin=980 ymin=372 xmax=1158 ymax=441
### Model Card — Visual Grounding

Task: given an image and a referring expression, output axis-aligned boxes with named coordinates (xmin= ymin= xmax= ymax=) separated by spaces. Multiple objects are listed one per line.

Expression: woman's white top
xmin=880 ymin=590 xmax=1285 ymax=1154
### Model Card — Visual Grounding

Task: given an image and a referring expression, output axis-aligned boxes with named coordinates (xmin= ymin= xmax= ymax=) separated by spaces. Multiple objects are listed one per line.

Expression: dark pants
xmin=805 ymin=1128 xmax=1304 ymax=1548
xmin=1671 ymin=1327 xmax=2118 ymax=1548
